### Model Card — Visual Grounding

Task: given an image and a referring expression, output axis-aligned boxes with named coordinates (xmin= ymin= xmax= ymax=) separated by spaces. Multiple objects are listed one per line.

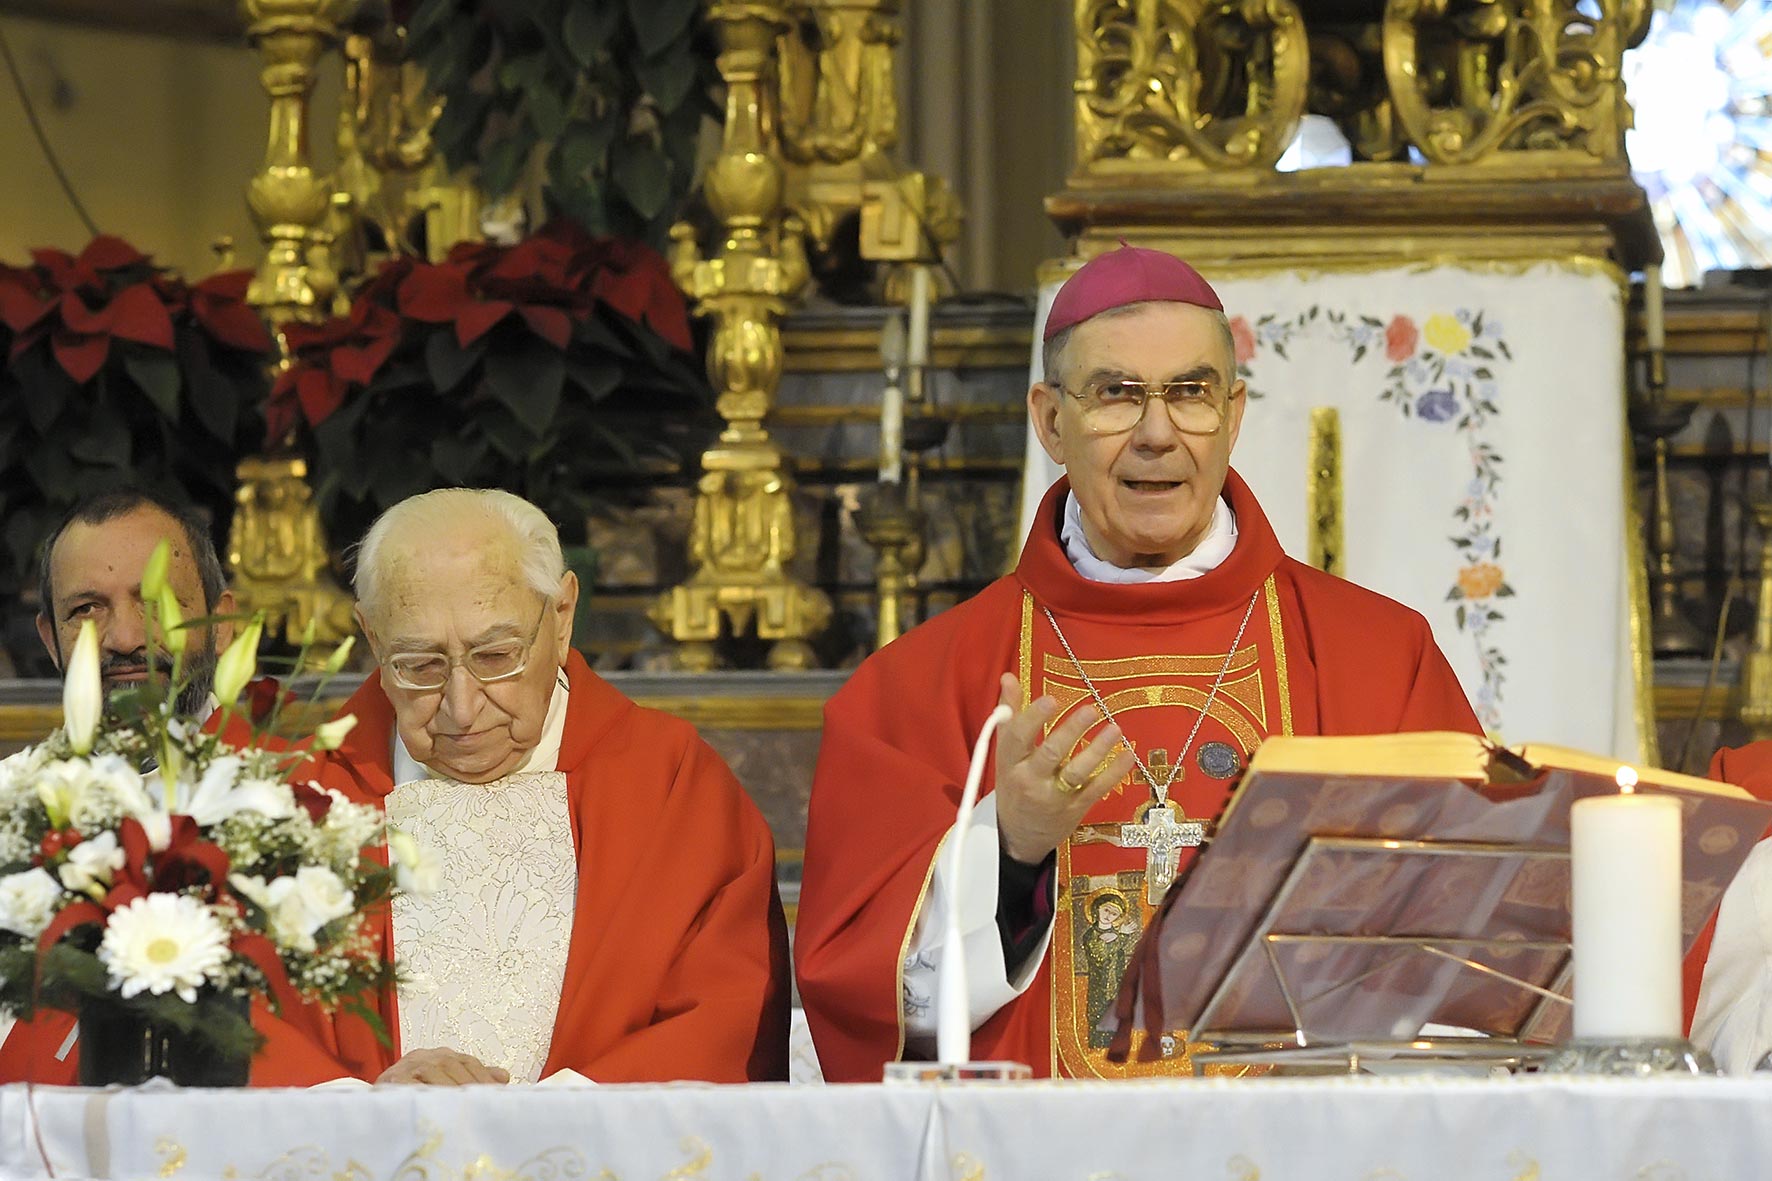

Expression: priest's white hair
xmin=353 ymin=488 xmax=566 ymax=623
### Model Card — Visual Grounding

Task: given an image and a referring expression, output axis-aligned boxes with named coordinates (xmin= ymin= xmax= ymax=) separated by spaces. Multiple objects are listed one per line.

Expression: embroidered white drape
xmin=388 ymin=772 xmax=576 ymax=1084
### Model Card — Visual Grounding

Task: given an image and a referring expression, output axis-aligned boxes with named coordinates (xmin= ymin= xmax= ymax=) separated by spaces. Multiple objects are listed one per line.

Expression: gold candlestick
xmin=241 ymin=0 xmax=355 ymax=325
xmin=650 ymin=2 xmax=831 ymax=671
xmin=1629 ymin=347 xmax=1703 ymax=655
xmin=857 ymin=481 xmax=925 ymax=650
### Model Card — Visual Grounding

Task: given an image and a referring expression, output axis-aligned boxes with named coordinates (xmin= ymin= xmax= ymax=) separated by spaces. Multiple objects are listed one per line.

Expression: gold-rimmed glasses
xmin=382 ymin=600 xmax=551 ymax=691
xmin=1056 ymin=378 xmax=1233 ymax=436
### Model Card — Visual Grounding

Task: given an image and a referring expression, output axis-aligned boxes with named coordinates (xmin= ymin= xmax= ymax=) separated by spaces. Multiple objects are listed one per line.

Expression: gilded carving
xmin=1074 ymin=0 xmax=1310 ymax=172
xmin=1068 ymin=0 xmax=1652 ymax=176
xmin=1382 ymin=0 xmax=1651 ymax=166
xmin=227 ymin=453 xmax=357 ymax=659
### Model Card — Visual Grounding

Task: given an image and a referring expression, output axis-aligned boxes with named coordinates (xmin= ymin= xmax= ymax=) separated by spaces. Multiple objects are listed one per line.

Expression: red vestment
xmin=1679 ymin=741 xmax=1772 ymax=1032
xmin=303 ymin=650 xmax=791 ymax=1083
xmin=795 ymin=473 xmax=1482 ymax=1081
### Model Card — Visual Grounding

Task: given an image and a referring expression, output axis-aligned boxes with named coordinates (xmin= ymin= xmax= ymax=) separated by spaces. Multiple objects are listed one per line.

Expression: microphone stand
xmin=883 ymin=703 xmax=1033 ymax=1083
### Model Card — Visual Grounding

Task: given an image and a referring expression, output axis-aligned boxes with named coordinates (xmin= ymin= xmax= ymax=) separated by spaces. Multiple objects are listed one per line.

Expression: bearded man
xmin=301 ymin=487 xmax=789 ymax=1084
xmin=35 ymin=490 xmax=235 ymax=717
xmin=795 ymin=246 xmax=1482 ymax=1081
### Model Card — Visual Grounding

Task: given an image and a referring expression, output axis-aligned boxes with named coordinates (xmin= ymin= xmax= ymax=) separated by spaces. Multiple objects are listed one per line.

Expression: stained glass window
xmin=1627 ymin=0 xmax=1772 ymax=286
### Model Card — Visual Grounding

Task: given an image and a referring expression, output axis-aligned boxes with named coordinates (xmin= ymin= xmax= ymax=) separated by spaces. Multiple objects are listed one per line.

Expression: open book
xmin=1114 ymin=732 xmax=1770 ymax=1057
xmin=1242 ymin=730 xmax=1747 ymax=798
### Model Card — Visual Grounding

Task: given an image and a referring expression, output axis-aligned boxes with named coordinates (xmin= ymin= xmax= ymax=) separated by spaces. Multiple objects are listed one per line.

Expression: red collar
xmin=1014 ymin=468 xmax=1286 ymax=625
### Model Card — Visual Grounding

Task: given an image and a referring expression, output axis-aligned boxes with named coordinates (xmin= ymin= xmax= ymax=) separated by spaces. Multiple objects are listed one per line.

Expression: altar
xmin=3 ymin=1076 xmax=1767 ymax=1180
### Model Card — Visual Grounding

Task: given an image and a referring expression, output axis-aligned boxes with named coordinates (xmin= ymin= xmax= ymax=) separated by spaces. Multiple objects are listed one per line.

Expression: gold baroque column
xmin=651 ymin=2 xmax=832 ymax=671
xmin=235 ymin=0 xmax=359 ymax=656
xmin=241 ymin=0 xmax=355 ymax=325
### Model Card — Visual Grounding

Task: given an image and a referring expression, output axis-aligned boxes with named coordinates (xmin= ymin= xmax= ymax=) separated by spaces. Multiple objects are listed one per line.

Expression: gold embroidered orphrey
xmin=1041 ymin=588 xmax=1260 ymax=905
xmin=1025 ymin=578 xmax=1294 ymax=1077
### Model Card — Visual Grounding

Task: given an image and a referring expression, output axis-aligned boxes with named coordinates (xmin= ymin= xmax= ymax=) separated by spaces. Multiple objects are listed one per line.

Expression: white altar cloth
xmin=3 ymin=1075 xmax=1769 ymax=1180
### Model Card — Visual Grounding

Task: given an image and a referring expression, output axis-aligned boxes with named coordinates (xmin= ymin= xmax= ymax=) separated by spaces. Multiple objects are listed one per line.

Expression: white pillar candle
xmin=879 ymin=312 xmax=907 ymax=485
xmin=906 ymin=265 xmax=932 ymax=371
xmin=880 ymin=381 xmax=904 ymax=485
xmin=1570 ymin=777 xmax=1683 ymax=1040
xmin=1643 ymin=263 xmax=1666 ymax=354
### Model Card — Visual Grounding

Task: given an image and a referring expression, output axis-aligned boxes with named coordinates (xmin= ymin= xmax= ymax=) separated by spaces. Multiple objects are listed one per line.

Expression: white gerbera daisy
xmin=98 ymin=894 xmax=230 ymax=1003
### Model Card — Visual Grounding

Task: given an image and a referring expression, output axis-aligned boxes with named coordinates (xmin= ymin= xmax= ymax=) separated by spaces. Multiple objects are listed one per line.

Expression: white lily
xmin=313 ymin=715 xmax=358 ymax=751
xmin=62 ymin=620 xmax=101 ymax=756
xmin=138 ymin=538 xmax=171 ymax=603
xmin=321 ymin=635 xmax=355 ymax=676
xmin=156 ymin=585 xmax=186 ymax=655
xmin=181 ymin=755 xmax=296 ymax=826
xmin=388 ymin=829 xmax=442 ymax=895
xmin=212 ymin=617 xmax=263 ymax=706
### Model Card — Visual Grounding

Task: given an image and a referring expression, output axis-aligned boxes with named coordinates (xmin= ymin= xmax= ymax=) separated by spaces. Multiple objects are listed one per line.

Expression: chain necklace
xmin=1041 ymin=588 xmax=1260 ymax=807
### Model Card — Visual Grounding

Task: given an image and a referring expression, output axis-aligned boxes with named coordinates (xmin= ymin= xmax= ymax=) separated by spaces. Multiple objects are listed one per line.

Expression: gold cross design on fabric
xmin=1116 ymin=799 xmax=1204 ymax=906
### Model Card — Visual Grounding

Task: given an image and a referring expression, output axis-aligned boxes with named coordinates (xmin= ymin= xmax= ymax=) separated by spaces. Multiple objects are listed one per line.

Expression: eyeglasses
xmin=383 ymin=600 xmax=552 ymax=691
xmin=1056 ymin=379 xmax=1233 ymax=436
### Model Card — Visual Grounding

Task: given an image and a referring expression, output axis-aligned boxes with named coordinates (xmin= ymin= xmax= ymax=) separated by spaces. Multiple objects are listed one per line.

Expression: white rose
xmin=387 ymin=830 xmax=442 ymax=896
xmin=288 ymin=866 xmax=354 ymax=929
xmin=0 ymin=867 xmax=65 ymax=938
xmin=58 ymin=831 xmax=124 ymax=894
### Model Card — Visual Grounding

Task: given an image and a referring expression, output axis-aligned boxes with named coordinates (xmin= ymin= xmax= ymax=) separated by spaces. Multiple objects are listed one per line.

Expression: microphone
xmin=937 ymin=703 xmax=1015 ymax=1067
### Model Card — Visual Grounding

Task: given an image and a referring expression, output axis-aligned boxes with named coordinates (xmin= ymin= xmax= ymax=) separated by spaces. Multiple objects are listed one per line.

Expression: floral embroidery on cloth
xmin=388 ymin=770 xmax=575 ymax=1083
xmin=1231 ymin=306 xmax=1516 ymax=731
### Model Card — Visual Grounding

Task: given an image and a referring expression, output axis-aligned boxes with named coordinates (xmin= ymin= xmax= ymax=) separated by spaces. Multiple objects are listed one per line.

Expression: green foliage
xmin=405 ymin=0 xmax=718 ymax=247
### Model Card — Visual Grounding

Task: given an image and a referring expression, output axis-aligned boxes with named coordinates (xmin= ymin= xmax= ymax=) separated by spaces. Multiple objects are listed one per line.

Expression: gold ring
xmin=1055 ymin=771 xmax=1085 ymax=793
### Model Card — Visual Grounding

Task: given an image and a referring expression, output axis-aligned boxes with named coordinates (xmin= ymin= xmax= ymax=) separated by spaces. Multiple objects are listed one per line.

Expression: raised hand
xmin=991 ymin=672 xmax=1134 ymax=865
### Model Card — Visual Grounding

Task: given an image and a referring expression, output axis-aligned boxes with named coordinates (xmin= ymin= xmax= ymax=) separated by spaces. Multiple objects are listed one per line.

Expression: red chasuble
xmin=796 ymin=472 xmax=1481 ymax=1081
xmin=301 ymin=650 xmax=791 ymax=1083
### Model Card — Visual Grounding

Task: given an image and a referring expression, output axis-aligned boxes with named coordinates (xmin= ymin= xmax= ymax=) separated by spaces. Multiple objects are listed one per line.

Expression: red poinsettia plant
xmin=268 ymin=218 xmax=712 ymax=545
xmin=0 ymin=236 xmax=272 ymax=601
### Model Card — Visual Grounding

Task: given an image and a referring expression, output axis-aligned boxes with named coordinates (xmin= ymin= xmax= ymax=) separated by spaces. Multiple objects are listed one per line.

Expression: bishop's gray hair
xmin=352 ymin=488 xmax=566 ymax=624
xmin=1041 ymin=301 xmax=1238 ymax=385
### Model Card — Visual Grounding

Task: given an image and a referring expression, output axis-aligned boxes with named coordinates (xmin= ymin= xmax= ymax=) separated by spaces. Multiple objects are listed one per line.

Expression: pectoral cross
xmin=1117 ymin=800 xmax=1204 ymax=906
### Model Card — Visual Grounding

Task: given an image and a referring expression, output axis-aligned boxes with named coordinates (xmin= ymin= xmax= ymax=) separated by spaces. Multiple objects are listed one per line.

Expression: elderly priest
xmin=795 ymin=246 xmax=1482 ymax=1080
xmin=303 ymin=488 xmax=789 ymax=1084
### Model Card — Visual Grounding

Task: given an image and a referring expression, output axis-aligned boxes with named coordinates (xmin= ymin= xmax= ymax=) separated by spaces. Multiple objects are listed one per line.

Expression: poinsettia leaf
xmin=611 ymin=139 xmax=672 ymax=220
xmin=424 ymin=328 xmax=485 ymax=393
xmin=404 ymin=0 xmax=453 ymax=49
xmin=556 ymin=121 xmax=611 ymax=190
xmin=480 ymin=134 xmax=529 ymax=199
xmin=24 ymin=436 xmax=77 ymax=499
xmin=67 ymin=404 xmax=130 ymax=466
xmin=563 ymin=1 xmax=620 ymax=67
xmin=626 ymin=0 xmax=699 ymax=57
xmin=178 ymin=334 xmax=238 ymax=442
xmin=118 ymin=348 xmax=181 ymax=422
xmin=636 ymin=39 xmax=699 ymax=113
xmin=526 ymin=81 xmax=568 ymax=142
xmin=484 ymin=343 xmax=565 ymax=436
xmin=565 ymin=355 xmax=621 ymax=401
xmin=481 ymin=403 xmax=536 ymax=461
xmin=11 ymin=348 xmax=72 ymax=434
xmin=431 ymin=432 xmax=489 ymax=478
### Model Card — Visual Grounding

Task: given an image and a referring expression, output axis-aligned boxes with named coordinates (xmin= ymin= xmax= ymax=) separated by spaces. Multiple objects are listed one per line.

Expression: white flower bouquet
xmin=0 ymin=543 xmax=412 ymax=1083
